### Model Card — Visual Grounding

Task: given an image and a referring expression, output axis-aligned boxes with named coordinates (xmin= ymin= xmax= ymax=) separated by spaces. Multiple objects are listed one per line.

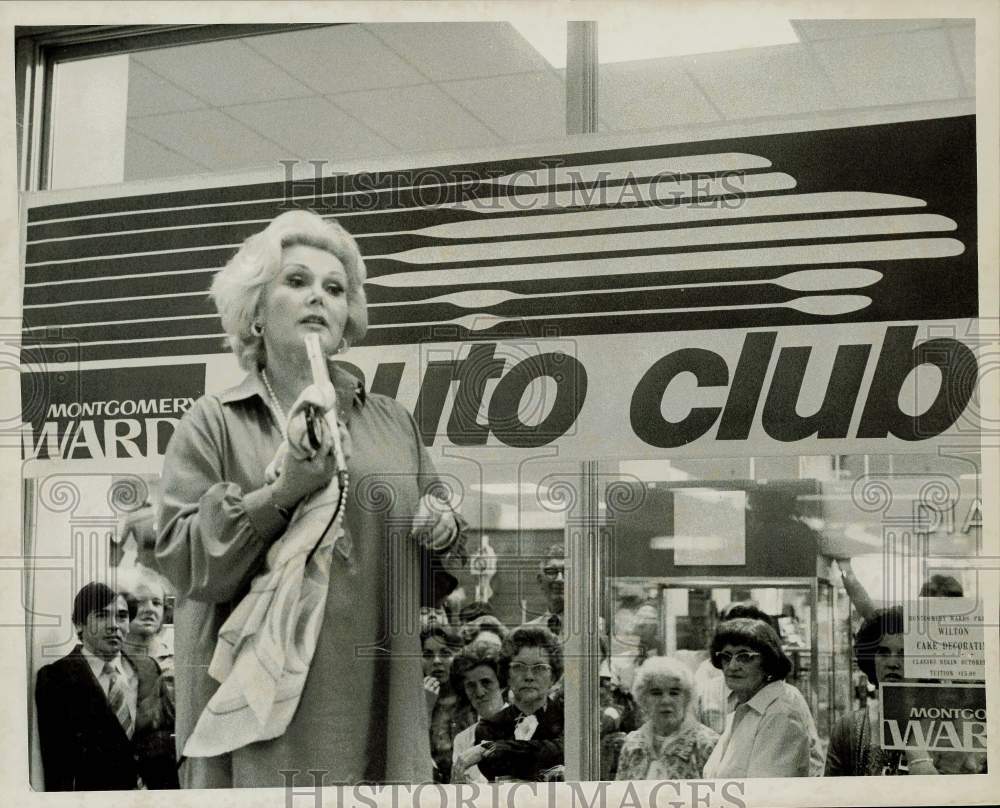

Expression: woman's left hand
xmin=454 ymin=743 xmax=489 ymax=773
xmin=410 ymin=494 xmax=459 ymax=552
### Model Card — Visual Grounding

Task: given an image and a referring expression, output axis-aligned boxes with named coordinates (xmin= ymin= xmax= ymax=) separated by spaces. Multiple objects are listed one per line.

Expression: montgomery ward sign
xmin=20 ymin=365 xmax=204 ymax=461
xmin=20 ymin=114 xmax=979 ymax=463
xmin=880 ymin=683 xmax=987 ymax=753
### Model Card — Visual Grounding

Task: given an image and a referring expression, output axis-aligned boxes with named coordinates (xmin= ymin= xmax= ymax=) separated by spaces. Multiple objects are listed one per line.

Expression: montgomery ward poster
xmin=2 ymin=5 xmax=998 ymax=808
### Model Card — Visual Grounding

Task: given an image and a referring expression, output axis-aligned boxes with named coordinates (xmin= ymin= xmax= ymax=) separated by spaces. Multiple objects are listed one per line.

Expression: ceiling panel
xmin=686 ymin=44 xmax=840 ymax=119
xmin=947 ymin=24 xmax=976 ymax=97
xmin=241 ymin=25 xmax=427 ymax=93
xmin=441 ymin=72 xmax=565 ymax=142
xmin=811 ymin=28 xmax=964 ymax=107
xmin=124 ymin=129 xmax=208 ymax=181
xmin=600 ymin=58 xmax=722 ymax=131
xmin=329 ymin=83 xmax=502 ymax=153
xmin=793 ymin=19 xmax=945 ymax=41
xmin=225 ymin=96 xmax=398 ymax=163
xmin=126 ymin=59 xmax=206 ymax=118
xmin=368 ymin=22 xmax=551 ymax=80
xmin=133 ymin=39 xmax=315 ymax=106
xmin=127 ymin=109 xmax=297 ymax=169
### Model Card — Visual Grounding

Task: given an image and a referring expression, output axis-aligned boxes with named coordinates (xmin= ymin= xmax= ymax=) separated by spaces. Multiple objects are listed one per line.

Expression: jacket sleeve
xmin=747 ymin=708 xmax=810 ymax=778
xmin=155 ymin=397 xmax=287 ymax=603
xmin=35 ymin=666 xmax=72 ymax=791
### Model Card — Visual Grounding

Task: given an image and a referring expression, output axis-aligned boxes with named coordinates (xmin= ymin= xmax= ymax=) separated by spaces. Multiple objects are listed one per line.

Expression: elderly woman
xmin=616 ymin=657 xmax=718 ymax=780
xmin=825 ymin=606 xmax=978 ymax=776
xmin=156 ymin=210 xmax=463 ymax=788
xmin=463 ymin=625 xmax=564 ymax=782
xmin=702 ymin=618 xmax=810 ymax=778
xmin=450 ymin=642 xmax=507 ymax=783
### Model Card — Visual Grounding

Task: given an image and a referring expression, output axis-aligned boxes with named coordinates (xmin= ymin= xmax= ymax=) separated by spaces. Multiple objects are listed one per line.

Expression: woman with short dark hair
xmin=702 ymin=618 xmax=810 ymax=778
xmin=825 ymin=606 xmax=968 ymax=776
xmin=464 ymin=625 xmax=565 ymax=782
xmin=449 ymin=642 xmax=507 ymax=783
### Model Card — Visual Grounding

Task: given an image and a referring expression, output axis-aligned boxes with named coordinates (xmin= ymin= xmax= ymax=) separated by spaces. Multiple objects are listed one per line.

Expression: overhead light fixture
xmin=509 ymin=14 xmax=799 ymax=69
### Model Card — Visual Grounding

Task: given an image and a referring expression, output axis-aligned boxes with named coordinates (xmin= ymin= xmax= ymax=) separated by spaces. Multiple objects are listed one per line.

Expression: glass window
xmin=47 ymin=23 xmax=568 ymax=189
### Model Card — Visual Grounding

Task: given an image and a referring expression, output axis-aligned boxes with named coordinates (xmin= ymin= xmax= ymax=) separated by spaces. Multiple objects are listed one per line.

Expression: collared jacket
xmin=35 ymin=645 xmax=160 ymax=791
xmin=156 ymin=364 xmax=463 ymax=788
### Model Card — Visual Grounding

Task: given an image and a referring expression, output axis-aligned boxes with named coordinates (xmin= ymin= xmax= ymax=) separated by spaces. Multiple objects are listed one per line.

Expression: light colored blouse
xmin=702 ymin=681 xmax=810 ymax=779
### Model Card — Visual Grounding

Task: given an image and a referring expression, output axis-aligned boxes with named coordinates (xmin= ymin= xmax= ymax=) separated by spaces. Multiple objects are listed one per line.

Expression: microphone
xmin=304 ymin=334 xmax=347 ymax=477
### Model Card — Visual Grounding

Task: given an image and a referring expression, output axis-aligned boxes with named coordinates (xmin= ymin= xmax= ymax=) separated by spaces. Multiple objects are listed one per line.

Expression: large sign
xmin=20 ymin=114 xmax=980 ymax=464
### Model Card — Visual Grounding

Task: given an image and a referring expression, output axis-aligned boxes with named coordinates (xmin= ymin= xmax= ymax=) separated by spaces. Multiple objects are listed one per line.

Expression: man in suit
xmin=35 ymin=581 xmax=161 ymax=791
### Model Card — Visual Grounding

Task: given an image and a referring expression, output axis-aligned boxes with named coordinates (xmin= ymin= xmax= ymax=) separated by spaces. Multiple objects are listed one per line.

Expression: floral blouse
xmin=616 ymin=720 xmax=719 ymax=781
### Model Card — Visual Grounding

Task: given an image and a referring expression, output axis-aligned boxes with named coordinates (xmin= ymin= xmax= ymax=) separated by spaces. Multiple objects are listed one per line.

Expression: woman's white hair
xmin=210 ymin=209 xmax=368 ymax=371
xmin=631 ymin=656 xmax=696 ymax=719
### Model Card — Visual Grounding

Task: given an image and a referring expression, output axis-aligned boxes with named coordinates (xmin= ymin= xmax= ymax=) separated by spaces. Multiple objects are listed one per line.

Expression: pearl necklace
xmin=261 ymin=368 xmax=287 ymax=439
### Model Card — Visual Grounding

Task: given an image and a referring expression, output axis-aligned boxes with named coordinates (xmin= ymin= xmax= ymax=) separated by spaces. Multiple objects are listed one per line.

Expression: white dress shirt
xmin=81 ymin=646 xmax=139 ymax=728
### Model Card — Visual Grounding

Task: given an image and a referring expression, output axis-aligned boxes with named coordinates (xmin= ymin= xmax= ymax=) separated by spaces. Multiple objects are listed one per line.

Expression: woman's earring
xmin=251 ymin=321 xmax=264 ymax=337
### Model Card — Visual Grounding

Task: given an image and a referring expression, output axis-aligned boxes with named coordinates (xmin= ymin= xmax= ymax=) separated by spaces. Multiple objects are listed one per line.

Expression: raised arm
xmin=155 ymin=398 xmax=286 ymax=603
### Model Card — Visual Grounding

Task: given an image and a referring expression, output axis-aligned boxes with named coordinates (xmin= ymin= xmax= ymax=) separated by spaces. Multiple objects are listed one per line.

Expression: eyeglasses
xmin=541 ymin=566 xmax=565 ymax=581
xmin=509 ymin=662 xmax=552 ymax=676
xmin=717 ymin=651 xmax=761 ymax=668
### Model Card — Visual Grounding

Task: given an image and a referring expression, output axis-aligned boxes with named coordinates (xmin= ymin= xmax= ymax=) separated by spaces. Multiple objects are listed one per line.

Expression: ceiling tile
xmin=947 ymin=24 xmax=975 ymax=97
xmin=329 ymin=83 xmax=502 ymax=153
xmin=811 ymin=28 xmax=964 ymax=107
xmin=599 ymin=58 xmax=722 ymax=131
xmin=793 ymin=19 xmax=945 ymax=41
xmin=225 ymin=96 xmax=398 ymax=163
xmin=124 ymin=129 xmax=208 ymax=181
xmin=441 ymin=72 xmax=565 ymax=142
xmin=367 ymin=22 xmax=551 ymax=80
xmin=241 ymin=25 xmax=426 ymax=92
xmin=127 ymin=109 xmax=297 ymax=170
xmin=133 ymin=39 xmax=314 ymax=106
xmin=126 ymin=59 xmax=206 ymax=118
xmin=686 ymin=45 xmax=840 ymax=119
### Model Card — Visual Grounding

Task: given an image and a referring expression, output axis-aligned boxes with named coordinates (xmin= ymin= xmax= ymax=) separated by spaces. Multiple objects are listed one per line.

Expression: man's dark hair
xmin=919 ymin=575 xmax=963 ymax=598
xmin=71 ymin=581 xmax=124 ymax=627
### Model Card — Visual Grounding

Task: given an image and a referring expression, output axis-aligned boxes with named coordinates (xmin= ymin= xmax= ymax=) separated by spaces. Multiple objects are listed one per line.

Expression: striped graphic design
xmin=21 ymin=116 xmax=977 ymax=365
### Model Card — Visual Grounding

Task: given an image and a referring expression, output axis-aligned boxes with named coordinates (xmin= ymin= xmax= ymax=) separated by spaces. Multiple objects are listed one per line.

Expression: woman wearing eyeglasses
xmin=466 ymin=625 xmax=564 ymax=782
xmin=702 ymin=618 xmax=810 ymax=778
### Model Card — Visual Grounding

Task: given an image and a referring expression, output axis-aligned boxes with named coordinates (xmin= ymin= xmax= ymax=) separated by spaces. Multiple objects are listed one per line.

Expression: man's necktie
xmin=547 ymin=614 xmax=562 ymax=635
xmin=104 ymin=662 xmax=134 ymax=738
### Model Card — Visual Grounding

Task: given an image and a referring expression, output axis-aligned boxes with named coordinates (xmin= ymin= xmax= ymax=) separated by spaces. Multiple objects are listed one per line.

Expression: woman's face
xmin=462 ymin=664 xmax=504 ymax=719
xmin=422 ymin=636 xmax=455 ymax=683
xmin=259 ymin=244 xmax=349 ymax=360
xmin=639 ymin=675 xmax=688 ymax=735
xmin=508 ymin=645 xmax=554 ymax=713
xmin=128 ymin=582 xmax=165 ymax=639
xmin=719 ymin=643 xmax=767 ymax=701
xmin=873 ymin=631 xmax=905 ymax=684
